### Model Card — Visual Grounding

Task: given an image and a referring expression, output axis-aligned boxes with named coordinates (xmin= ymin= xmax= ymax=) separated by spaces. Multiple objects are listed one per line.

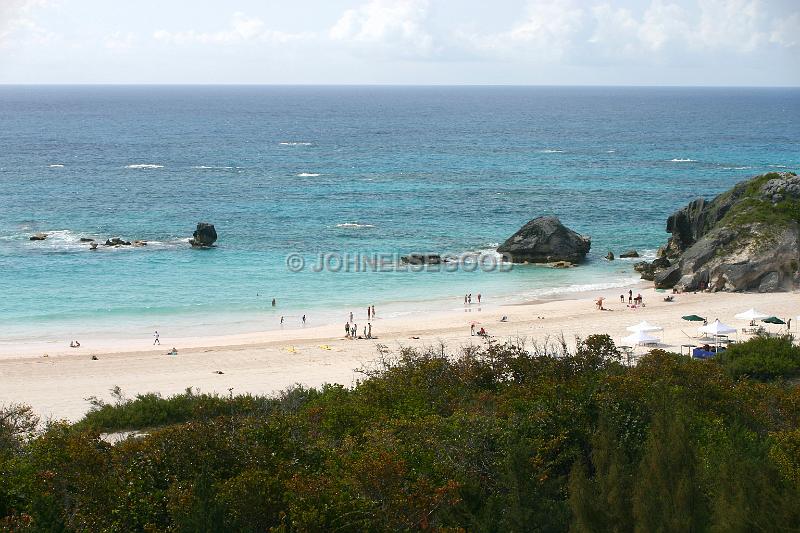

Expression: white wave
xmin=725 ymin=166 xmax=750 ymax=170
xmin=297 ymin=173 xmax=321 ymax=177
xmin=279 ymin=142 xmax=312 ymax=146
xmin=769 ymin=164 xmax=788 ymax=168
xmin=530 ymin=277 xmax=644 ymax=298
xmin=125 ymin=164 xmax=164 ymax=169
xmin=539 ymin=149 xmax=565 ymax=153
xmin=668 ymin=158 xmax=697 ymax=162
xmin=48 ymin=164 xmax=65 ymax=168
xmin=606 ymin=150 xmax=616 ymax=153
xmin=335 ymin=223 xmax=375 ymax=229
xmin=192 ymin=165 xmax=233 ymax=170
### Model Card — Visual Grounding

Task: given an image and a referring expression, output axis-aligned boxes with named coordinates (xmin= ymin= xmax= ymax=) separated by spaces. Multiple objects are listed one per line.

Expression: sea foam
xmin=125 ymin=164 xmax=164 ymax=169
xmin=336 ymin=223 xmax=375 ymax=229
xmin=48 ymin=164 xmax=65 ymax=168
xmin=279 ymin=142 xmax=313 ymax=146
xmin=297 ymin=173 xmax=321 ymax=177
xmin=668 ymin=158 xmax=697 ymax=162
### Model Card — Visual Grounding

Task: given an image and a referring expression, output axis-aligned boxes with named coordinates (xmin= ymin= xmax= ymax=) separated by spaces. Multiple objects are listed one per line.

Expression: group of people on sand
xmin=620 ymin=290 xmax=644 ymax=307
xmin=464 ymin=293 xmax=481 ymax=305
xmin=346 ymin=305 xmax=376 ymax=339
xmin=69 ymin=340 xmax=81 ymax=348
xmin=470 ymin=324 xmax=489 ymax=337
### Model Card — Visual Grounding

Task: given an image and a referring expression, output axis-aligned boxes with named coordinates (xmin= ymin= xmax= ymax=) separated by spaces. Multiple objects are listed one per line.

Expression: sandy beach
xmin=1 ymin=285 xmax=797 ymax=422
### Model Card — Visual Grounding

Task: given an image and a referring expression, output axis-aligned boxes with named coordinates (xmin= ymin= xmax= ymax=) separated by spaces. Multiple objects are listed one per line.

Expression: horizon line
xmin=1 ymin=82 xmax=799 ymax=89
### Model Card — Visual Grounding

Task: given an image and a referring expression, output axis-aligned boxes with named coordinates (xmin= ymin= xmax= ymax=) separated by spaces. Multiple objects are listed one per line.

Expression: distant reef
xmin=637 ymin=171 xmax=800 ymax=292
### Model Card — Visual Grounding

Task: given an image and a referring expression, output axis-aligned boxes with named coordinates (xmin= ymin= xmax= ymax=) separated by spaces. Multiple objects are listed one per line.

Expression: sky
xmin=0 ymin=0 xmax=798 ymax=85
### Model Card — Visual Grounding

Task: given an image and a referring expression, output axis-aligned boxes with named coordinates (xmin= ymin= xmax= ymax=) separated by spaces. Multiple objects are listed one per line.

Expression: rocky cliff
xmin=642 ymin=171 xmax=800 ymax=292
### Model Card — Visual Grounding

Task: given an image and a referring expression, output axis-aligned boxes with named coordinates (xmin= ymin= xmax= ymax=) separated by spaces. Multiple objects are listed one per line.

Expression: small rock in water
xmin=605 ymin=251 xmax=615 ymax=260
xmin=80 ymin=237 xmax=95 ymax=242
xmin=89 ymin=243 xmax=98 ymax=250
xmin=619 ymin=249 xmax=639 ymax=258
xmin=189 ymin=222 xmax=217 ymax=248
xmin=105 ymin=237 xmax=131 ymax=246
xmin=30 ymin=233 xmax=47 ymax=241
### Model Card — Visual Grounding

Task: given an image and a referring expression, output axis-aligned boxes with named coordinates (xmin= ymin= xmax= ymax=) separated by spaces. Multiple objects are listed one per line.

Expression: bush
xmin=716 ymin=335 xmax=800 ymax=381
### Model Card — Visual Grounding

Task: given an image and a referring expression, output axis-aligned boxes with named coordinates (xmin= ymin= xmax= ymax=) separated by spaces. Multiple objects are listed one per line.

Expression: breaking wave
xmin=668 ymin=158 xmax=697 ymax=162
xmin=125 ymin=164 xmax=164 ymax=169
xmin=48 ymin=164 xmax=64 ymax=168
xmin=297 ymin=173 xmax=321 ymax=177
xmin=279 ymin=142 xmax=313 ymax=146
xmin=335 ymin=223 xmax=375 ymax=229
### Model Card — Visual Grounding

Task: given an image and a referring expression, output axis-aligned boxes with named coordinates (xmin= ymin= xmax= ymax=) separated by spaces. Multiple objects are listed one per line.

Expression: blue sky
xmin=1 ymin=0 xmax=798 ymax=85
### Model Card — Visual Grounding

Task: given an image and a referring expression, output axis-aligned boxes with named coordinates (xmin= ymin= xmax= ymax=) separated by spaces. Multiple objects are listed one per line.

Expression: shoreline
xmin=2 ymin=282 xmax=798 ymax=422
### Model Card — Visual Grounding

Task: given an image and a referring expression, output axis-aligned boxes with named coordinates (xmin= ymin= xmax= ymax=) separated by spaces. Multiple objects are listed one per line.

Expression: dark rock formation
xmin=89 ymin=243 xmax=98 ymax=250
xmin=190 ymin=223 xmax=217 ymax=248
xmin=105 ymin=238 xmax=131 ymax=246
xmin=644 ymin=171 xmax=800 ymax=292
xmin=497 ymin=216 xmax=590 ymax=263
xmin=605 ymin=251 xmax=615 ymax=260
xmin=619 ymin=249 xmax=639 ymax=258
xmin=401 ymin=253 xmax=443 ymax=265
xmin=634 ymin=261 xmax=656 ymax=281
xmin=30 ymin=233 xmax=47 ymax=241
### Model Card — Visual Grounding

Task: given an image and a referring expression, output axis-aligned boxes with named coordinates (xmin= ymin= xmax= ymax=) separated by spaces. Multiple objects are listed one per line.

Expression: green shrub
xmin=716 ymin=335 xmax=800 ymax=381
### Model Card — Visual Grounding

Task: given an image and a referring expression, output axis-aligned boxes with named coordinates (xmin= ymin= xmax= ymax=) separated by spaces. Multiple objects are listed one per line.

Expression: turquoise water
xmin=1 ymin=86 xmax=798 ymax=341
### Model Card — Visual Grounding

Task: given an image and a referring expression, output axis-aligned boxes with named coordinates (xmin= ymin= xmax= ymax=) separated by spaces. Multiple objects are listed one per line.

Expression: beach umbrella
xmin=698 ymin=319 xmax=737 ymax=336
xmin=762 ymin=316 xmax=786 ymax=324
xmin=682 ymin=314 xmax=705 ymax=322
xmin=626 ymin=320 xmax=663 ymax=333
xmin=734 ymin=308 xmax=770 ymax=321
xmin=621 ymin=330 xmax=660 ymax=346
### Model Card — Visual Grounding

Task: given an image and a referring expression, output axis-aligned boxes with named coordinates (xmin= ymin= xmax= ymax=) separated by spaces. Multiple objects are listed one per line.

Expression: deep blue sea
xmin=1 ymin=86 xmax=798 ymax=343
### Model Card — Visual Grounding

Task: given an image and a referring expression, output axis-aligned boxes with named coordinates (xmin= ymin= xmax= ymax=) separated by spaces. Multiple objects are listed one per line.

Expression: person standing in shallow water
xmin=371 ymin=305 xmax=375 ymax=318
xmin=349 ymin=311 xmax=353 ymax=323
xmin=367 ymin=306 xmax=371 ymax=320
xmin=302 ymin=315 xmax=306 ymax=325
xmin=272 ymin=298 xmax=276 ymax=307
xmin=153 ymin=331 xmax=160 ymax=345
xmin=477 ymin=294 xmax=481 ymax=304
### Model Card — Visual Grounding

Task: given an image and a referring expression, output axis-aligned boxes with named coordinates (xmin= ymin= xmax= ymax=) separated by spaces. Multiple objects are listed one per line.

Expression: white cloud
xmin=0 ymin=0 xmax=55 ymax=46
xmin=154 ymin=12 xmax=312 ymax=46
xmin=769 ymin=12 xmax=799 ymax=48
xmin=694 ymin=0 xmax=766 ymax=52
xmin=463 ymin=0 xmax=584 ymax=60
xmin=105 ymin=31 xmax=135 ymax=51
xmin=329 ymin=0 xmax=434 ymax=56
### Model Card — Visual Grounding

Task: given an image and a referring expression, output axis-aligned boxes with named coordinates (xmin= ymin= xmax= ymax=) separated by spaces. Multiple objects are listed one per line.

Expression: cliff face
xmin=650 ymin=172 xmax=800 ymax=292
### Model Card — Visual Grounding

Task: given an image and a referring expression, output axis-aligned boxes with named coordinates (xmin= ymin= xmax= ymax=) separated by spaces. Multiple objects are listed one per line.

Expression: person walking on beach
xmin=345 ymin=322 xmax=350 ymax=338
xmin=464 ymin=294 xmax=468 ymax=305
xmin=628 ymin=290 xmax=633 ymax=304
xmin=353 ymin=323 xmax=357 ymax=338
xmin=280 ymin=316 xmax=284 ymax=325
xmin=349 ymin=311 xmax=353 ymax=323
xmin=471 ymin=324 xmax=475 ymax=336
xmin=368 ymin=322 xmax=372 ymax=338
xmin=367 ymin=306 xmax=371 ymax=320
xmin=620 ymin=294 xmax=624 ymax=303
xmin=302 ymin=315 xmax=306 ymax=325
xmin=468 ymin=294 xmax=472 ymax=304
xmin=363 ymin=325 xmax=367 ymax=338
xmin=477 ymin=293 xmax=481 ymax=304
xmin=371 ymin=305 xmax=375 ymax=318
xmin=153 ymin=331 xmax=160 ymax=345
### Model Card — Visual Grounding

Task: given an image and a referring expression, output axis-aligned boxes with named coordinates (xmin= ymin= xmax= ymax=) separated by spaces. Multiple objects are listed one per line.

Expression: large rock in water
xmin=645 ymin=171 xmax=800 ymax=292
xmin=189 ymin=223 xmax=217 ymax=248
xmin=497 ymin=216 xmax=590 ymax=263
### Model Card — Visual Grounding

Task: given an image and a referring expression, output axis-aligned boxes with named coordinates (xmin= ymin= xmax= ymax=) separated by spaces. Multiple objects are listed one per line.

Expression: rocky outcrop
xmin=497 ymin=216 xmax=590 ymax=263
xmin=605 ymin=251 xmax=615 ymax=260
xmin=401 ymin=253 xmax=443 ymax=265
xmin=619 ymin=249 xmax=639 ymax=258
xmin=30 ymin=233 xmax=47 ymax=241
xmin=105 ymin=238 xmax=131 ymax=246
xmin=190 ymin=223 xmax=217 ymax=248
xmin=644 ymin=172 xmax=800 ymax=292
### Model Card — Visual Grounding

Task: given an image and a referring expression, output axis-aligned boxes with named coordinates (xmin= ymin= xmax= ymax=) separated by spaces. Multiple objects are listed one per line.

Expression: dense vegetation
xmin=2 ymin=335 xmax=799 ymax=532
xmin=719 ymin=171 xmax=800 ymax=229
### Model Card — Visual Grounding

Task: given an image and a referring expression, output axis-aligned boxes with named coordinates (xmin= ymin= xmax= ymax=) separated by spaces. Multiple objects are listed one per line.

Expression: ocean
xmin=1 ymin=85 xmax=798 ymax=344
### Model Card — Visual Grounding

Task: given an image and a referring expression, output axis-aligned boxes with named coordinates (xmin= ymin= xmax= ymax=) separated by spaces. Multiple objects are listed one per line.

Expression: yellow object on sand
xmin=284 ymin=346 xmax=297 ymax=353
xmin=318 ymin=345 xmax=332 ymax=350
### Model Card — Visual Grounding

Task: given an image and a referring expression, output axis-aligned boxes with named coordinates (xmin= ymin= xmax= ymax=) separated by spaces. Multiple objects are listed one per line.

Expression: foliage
xmin=0 ymin=335 xmax=798 ymax=531
xmin=716 ymin=334 xmax=800 ymax=381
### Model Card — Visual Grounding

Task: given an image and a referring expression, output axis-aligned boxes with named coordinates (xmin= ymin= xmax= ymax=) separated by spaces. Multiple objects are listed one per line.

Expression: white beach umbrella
xmin=626 ymin=320 xmax=664 ymax=333
xmin=698 ymin=319 xmax=737 ymax=337
xmin=734 ymin=308 xmax=770 ymax=321
xmin=621 ymin=331 xmax=660 ymax=346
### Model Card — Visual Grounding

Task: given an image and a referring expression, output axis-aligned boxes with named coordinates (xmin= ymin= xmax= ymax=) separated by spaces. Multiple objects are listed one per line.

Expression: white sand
xmin=1 ymin=286 xmax=797 ymax=422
